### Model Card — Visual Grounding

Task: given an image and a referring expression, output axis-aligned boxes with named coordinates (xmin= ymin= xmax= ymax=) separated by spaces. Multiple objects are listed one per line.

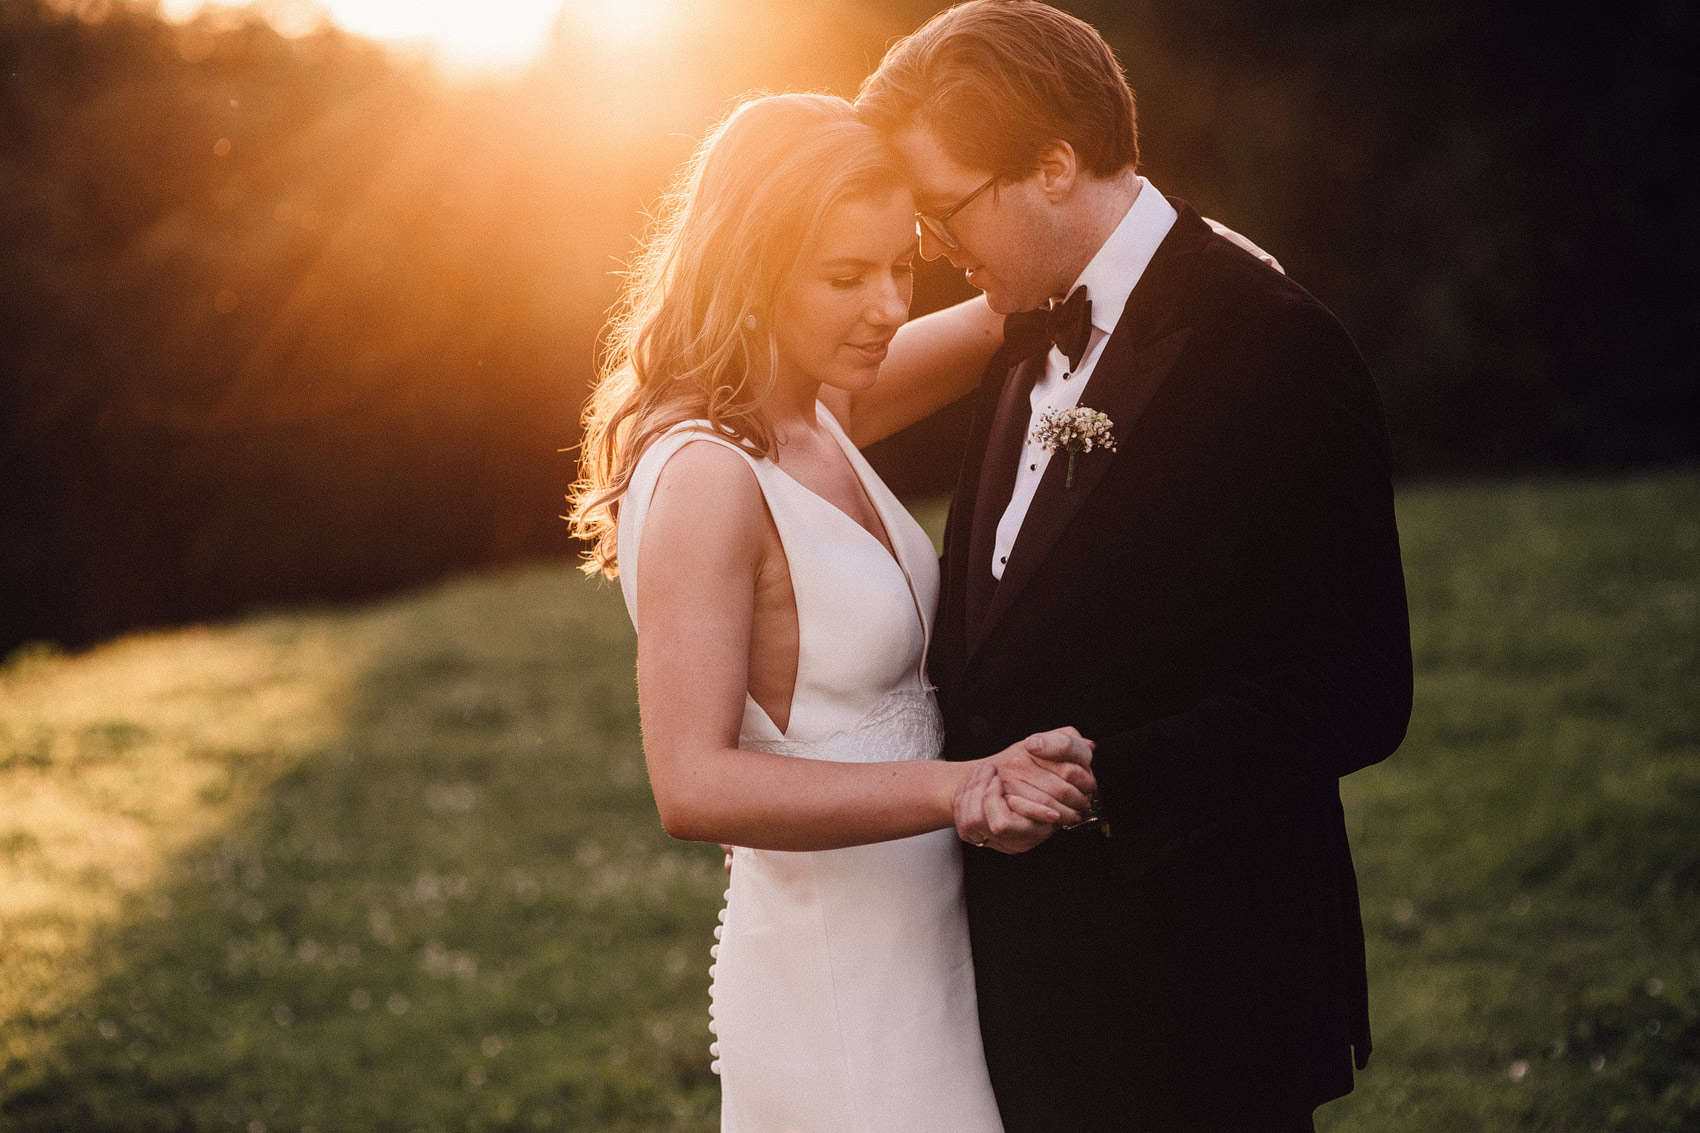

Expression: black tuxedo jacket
xmin=932 ymin=202 xmax=1413 ymax=1130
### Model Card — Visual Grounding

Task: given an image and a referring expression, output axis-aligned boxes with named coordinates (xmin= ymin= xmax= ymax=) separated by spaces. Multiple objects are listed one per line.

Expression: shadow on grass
xmin=1 ymin=564 xmax=725 ymax=1132
xmin=6 ymin=474 xmax=1700 ymax=1131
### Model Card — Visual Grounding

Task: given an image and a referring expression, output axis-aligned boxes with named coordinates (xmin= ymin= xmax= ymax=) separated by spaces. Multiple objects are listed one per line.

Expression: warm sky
xmin=155 ymin=0 xmax=675 ymax=72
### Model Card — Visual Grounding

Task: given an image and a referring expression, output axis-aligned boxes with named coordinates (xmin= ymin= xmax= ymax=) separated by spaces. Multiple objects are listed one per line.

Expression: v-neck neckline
xmin=770 ymin=409 xmax=904 ymax=575
xmin=768 ymin=407 xmax=932 ymax=701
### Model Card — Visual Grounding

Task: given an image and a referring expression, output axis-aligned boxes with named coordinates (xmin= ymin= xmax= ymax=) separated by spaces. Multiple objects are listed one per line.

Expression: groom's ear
xmin=1033 ymin=140 xmax=1079 ymax=202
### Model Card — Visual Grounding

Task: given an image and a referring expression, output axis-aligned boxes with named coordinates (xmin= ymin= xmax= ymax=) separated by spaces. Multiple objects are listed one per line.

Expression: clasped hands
xmin=956 ymin=726 xmax=1096 ymax=854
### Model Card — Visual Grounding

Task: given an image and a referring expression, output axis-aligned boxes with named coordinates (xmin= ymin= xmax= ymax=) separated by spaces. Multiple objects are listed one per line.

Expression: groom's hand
xmin=955 ymin=727 xmax=1096 ymax=853
xmin=1004 ymin=727 xmax=1095 ymax=817
xmin=1022 ymin=725 xmax=1096 ymax=773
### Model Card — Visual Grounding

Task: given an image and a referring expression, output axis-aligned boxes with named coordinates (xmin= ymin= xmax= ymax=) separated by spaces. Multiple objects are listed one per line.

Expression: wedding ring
xmin=973 ymin=839 xmax=987 ymax=848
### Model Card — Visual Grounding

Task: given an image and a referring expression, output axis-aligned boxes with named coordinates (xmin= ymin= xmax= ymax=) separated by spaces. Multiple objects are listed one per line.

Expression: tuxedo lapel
xmin=935 ymin=354 xmax=1016 ymax=686
xmin=964 ymin=353 xmax=1043 ymax=630
xmin=966 ymin=202 xmax=1215 ymax=661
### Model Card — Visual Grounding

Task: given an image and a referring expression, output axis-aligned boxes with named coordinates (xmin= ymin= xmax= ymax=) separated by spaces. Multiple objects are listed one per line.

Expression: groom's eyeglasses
xmin=914 ymin=173 xmax=998 ymax=251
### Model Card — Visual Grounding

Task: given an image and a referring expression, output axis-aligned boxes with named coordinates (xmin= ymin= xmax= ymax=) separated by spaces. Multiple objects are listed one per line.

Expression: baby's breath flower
xmin=1031 ymin=407 xmax=1118 ymax=487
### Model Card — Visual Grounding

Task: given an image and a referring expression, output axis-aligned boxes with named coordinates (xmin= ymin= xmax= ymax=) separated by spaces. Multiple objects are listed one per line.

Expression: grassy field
xmin=1 ymin=470 xmax=1695 ymax=1131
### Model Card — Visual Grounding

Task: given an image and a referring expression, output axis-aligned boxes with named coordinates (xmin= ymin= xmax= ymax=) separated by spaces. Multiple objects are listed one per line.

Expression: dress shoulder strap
xmin=615 ymin=422 xmax=765 ymax=620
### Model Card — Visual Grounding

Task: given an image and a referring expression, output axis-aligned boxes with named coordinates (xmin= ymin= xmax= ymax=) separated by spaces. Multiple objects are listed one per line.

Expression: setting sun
xmin=315 ymin=0 xmax=566 ymax=69
xmin=566 ymin=0 xmax=675 ymax=53
xmin=158 ymin=0 xmax=573 ymax=71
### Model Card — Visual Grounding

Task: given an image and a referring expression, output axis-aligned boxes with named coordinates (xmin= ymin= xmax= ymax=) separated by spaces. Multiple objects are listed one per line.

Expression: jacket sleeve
xmin=1089 ymin=301 xmax=1413 ymax=864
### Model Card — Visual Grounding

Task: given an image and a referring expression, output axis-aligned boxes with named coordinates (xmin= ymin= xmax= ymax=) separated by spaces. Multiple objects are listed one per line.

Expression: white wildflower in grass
xmin=1031 ymin=406 xmax=1118 ymax=487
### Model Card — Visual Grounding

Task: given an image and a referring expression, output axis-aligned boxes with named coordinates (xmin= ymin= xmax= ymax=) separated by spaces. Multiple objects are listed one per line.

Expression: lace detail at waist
xmin=744 ymin=689 xmax=943 ymax=764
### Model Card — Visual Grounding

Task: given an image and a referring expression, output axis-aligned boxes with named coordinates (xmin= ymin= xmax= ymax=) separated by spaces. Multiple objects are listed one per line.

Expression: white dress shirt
xmin=990 ymin=177 xmax=1178 ymax=579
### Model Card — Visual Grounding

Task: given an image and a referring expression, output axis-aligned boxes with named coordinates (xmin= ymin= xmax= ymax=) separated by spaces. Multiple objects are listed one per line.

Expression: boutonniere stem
xmin=1031 ymin=407 xmax=1118 ymax=488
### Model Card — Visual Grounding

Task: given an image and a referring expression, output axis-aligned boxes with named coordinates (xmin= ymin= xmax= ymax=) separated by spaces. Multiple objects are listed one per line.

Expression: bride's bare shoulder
xmin=647 ymin=434 xmax=759 ymax=495
xmin=641 ymin=437 xmax=769 ymax=573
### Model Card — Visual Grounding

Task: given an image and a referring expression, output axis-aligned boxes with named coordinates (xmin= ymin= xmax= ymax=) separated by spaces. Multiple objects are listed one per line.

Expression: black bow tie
xmin=1003 ymin=285 xmax=1093 ymax=371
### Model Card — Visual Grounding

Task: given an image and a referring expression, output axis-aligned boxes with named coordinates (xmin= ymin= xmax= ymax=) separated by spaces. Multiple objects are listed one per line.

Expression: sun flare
xmin=158 ymin=0 xmax=576 ymax=72
xmin=319 ymin=0 xmax=566 ymax=69
xmin=567 ymin=0 xmax=674 ymax=54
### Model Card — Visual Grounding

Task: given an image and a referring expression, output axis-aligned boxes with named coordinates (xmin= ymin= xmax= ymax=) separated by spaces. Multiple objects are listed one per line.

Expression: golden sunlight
xmin=562 ymin=0 xmax=676 ymax=54
xmin=159 ymin=0 xmax=571 ymax=72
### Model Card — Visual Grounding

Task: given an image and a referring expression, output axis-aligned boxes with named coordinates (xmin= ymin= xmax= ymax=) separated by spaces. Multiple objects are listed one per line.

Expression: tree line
xmin=1 ymin=0 xmax=1690 ymax=652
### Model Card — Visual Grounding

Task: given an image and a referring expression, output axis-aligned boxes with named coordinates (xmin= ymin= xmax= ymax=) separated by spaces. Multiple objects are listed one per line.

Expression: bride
xmin=566 ymin=93 xmax=1094 ymax=1130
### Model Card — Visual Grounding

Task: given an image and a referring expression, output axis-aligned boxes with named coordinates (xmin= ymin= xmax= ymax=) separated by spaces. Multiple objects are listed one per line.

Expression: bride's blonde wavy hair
xmin=566 ymin=92 xmax=905 ymax=578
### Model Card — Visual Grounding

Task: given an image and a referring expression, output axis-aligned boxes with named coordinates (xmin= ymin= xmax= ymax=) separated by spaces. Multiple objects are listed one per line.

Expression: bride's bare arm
xmin=822 ymin=296 xmax=1003 ymax=448
xmin=633 ymin=441 xmax=1094 ymax=851
xmin=821 ymin=220 xmax=1280 ymax=447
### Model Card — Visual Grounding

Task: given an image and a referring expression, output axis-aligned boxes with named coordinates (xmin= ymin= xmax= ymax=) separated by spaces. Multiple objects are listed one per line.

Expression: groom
xmin=858 ymin=2 xmax=1412 ymax=1129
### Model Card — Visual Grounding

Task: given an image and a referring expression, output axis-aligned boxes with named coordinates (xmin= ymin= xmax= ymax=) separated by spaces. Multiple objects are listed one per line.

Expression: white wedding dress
xmin=616 ymin=410 xmax=1004 ymax=1132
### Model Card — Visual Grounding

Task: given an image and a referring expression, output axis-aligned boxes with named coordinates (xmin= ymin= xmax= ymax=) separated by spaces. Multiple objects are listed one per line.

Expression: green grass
xmin=1322 ymin=472 xmax=1700 ymax=1132
xmin=1 ymin=471 xmax=1695 ymax=1131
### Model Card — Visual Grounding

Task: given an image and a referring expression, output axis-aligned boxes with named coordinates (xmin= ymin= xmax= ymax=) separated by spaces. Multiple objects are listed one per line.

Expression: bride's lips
xmin=846 ymin=340 xmax=890 ymax=365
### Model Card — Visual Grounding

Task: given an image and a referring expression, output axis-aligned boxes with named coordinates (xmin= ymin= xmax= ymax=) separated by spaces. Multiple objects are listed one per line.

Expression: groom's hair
xmin=856 ymin=0 xmax=1138 ymax=179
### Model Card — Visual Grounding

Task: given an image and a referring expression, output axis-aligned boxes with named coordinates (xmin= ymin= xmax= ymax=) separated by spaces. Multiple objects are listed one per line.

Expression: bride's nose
xmin=865 ymin=276 xmax=909 ymax=328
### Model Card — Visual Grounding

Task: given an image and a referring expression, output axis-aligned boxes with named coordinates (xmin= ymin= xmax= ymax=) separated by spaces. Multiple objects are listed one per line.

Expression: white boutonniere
xmin=1031 ymin=406 xmax=1118 ymax=488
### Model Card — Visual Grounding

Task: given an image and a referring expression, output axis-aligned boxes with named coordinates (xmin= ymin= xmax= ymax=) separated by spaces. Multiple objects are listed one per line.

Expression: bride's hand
xmin=955 ymin=727 xmax=1096 ymax=853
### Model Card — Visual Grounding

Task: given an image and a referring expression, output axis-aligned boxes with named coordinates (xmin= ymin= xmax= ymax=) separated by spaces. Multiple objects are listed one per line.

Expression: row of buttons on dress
xmin=706 ymin=888 xmax=729 ymax=1076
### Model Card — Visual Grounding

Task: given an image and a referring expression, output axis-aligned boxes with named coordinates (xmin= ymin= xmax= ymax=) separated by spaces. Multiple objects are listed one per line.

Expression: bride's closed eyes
xmin=826 ymin=257 xmax=916 ymax=290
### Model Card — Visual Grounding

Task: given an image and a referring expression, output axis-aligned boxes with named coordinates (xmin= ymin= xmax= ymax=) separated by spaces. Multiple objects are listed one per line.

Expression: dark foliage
xmin=1 ymin=0 xmax=1692 ymax=651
